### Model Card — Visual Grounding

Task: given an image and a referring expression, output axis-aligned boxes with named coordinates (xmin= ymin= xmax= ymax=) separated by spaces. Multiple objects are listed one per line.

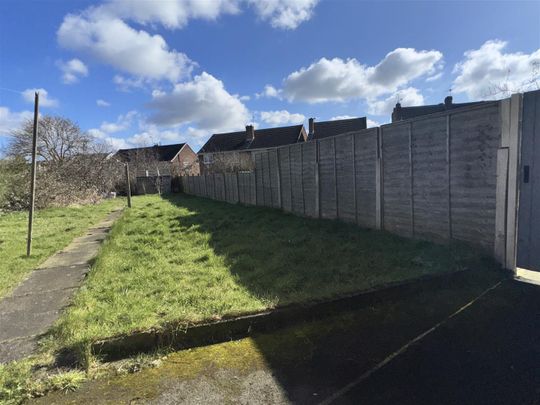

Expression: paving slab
xmin=0 ymin=287 xmax=75 ymax=314
xmin=0 ymin=336 xmax=39 ymax=364
xmin=10 ymin=265 xmax=90 ymax=296
xmin=0 ymin=208 xmax=122 ymax=363
xmin=0 ymin=309 xmax=61 ymax=341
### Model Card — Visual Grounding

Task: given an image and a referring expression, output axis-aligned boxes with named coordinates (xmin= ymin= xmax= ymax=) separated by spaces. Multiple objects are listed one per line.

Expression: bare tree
xmin=9 ymin=116 xmax=91 ymax=162
xmin=483 ymin=61 xmax=540 ymax=99
xmin=207 ymin=151 xmax=254 ymax=174
xmin=4 ymin=115 xmax=124 ymax=210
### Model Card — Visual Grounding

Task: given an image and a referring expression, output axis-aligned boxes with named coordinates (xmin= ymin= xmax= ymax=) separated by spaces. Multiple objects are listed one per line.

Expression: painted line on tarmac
xmin=318 ymin=280 xmax=503 ymax=405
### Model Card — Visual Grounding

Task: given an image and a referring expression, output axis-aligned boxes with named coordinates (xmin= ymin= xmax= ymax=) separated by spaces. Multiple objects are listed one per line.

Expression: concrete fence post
xmin=409 ymin=122 xmax=415 ymax=238
xmin=504 ymin=94 xmax=523 ymax=271
xmin=301 ymin=145 xmax=306 ymax=215
xmin=276 ymin=149 xmax=282 ymax=209
xmin=375 ymin=127 xmax=383 ymax=230
xmin=315 ymin=141 xmax=320 ymax=218
xmin=352 ymin=134 xmax=357 ymax=224
xmin=446 ymin=115 xmax=452 ymax=241
xmin=333 ymin=137 xmax=338 ymax=219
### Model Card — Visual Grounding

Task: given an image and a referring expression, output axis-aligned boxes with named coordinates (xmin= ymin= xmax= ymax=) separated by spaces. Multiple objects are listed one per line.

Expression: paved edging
xmin=87 ymin=269 xmax=508 ymax=363
xmin=0 ymin=208 xmax=123 ymax=364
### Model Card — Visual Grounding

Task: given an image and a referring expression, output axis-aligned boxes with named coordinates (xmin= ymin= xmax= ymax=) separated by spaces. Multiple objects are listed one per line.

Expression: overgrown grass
xmin=0 ymin=199 xmax=123 ymax=298
xmin=0 ymin=355 xmax=86 ymax=404
xmin=52 ymin=194 xmax=497 ymax=348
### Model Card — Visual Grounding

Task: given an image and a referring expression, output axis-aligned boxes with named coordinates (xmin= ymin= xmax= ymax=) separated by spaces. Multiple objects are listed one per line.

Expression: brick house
xmin=114 ymin=143 xmax=199 ymax=193
xmin=198 ymin=124 xmax=308 ymax=174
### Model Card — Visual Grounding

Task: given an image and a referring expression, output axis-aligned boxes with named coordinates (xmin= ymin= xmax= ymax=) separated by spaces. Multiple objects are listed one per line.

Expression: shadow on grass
xmin=161 ymin=193 xmax=498 ymax=309
xmin=156 ymin=193 xmax=507 ymax=403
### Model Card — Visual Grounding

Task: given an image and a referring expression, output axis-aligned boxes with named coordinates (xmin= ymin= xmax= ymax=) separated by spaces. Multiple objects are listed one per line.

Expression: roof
xmin=114 ymin=143 xmax=186 ymax=162
xmin=309 ymin=117 xmax=367 ymax=140
xmin=392 ymin=97 xmax=489 ymax=122
xmin=199 ymin=125 xmax=305 ymax=153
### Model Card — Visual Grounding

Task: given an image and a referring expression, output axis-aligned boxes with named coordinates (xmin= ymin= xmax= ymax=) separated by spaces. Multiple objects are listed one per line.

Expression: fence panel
xmin=208 ymin=175 xmax=215 ymax=199
xmin=319 ymin=137 xmax=337 ymax=219
xmin=254 ymin=153 xmax=264 ymax=206
xmin=269 ymin=149 xmax=280 ymax=208
xmin=382 ymin=124 xmax=413 ymax=237
xmin=261 ymin=151 xmax=273 ymax=207
xmin=450 ymin=104 xmax=500 ymax=250
xmin=214 ymin=173 xmax=224 ymax=201
xmin=335 ymin=134 xmax=355 ymax=222
xmin=195 ymin=176 xmax=202 ymax=196
xmin=238 ymin=173 xmax=246 ymax=204
xmin=302 ymin=142 xmax=318 ymax=217
xmin=354 ymin=129 xmax=378 ymax=228
xmin=232 ymin=173 xmax=239 ymax=203
xmin=179 ymin=101 xmax=507 ymax=259
xmin=290 ymin=144 xmax=304 ymax=215
xmin=412 ymin=117 xmax=449 ymax=242
xmin=279 ymin=147 xmax=292 ymax=212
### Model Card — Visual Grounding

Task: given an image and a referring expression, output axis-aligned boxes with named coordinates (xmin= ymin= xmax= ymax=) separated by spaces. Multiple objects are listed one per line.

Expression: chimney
xmin=444 ymin=96 xmax=453 ymax=109
xmin=391 ymin=102 xmax=402 ymax=123
xmin=308 ymin=118 xmax=315 ymax=137
xmin=245 ymin=125 xmax=255 ymax=142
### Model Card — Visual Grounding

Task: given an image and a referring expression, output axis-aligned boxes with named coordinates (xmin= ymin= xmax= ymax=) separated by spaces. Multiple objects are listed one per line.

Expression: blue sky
xmin=0 ymin=0 xmax=539 ymax=152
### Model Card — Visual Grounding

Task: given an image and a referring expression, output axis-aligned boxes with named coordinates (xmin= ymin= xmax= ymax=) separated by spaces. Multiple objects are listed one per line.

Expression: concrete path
xmin=0 ymin=209 xmax=123 ymax=364
xmin=35 ymin=270 xmax=540 ymax=405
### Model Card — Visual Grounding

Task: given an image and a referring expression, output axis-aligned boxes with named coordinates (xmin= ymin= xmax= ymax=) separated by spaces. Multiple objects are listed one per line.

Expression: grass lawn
xmin=52 ymin=193 xmax=498 ymax=349
xmin=0 ymin=199 xmax=123 ymax=299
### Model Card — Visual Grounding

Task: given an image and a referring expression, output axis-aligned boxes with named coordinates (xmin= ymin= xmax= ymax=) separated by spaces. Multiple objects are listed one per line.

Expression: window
xmin=203 ymin=154 xmax=213 ymax=164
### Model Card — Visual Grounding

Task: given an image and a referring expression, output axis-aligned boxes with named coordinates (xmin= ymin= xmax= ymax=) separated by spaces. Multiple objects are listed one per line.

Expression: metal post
xmin=26 ymin=92 xmax=39 ymax=257
xmin=125 ymin=163 xmax=132 ymax=208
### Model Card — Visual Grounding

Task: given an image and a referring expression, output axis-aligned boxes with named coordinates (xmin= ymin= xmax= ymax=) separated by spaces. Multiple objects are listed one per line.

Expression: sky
xmin=0 ymin=0 xmax=539 ymax=153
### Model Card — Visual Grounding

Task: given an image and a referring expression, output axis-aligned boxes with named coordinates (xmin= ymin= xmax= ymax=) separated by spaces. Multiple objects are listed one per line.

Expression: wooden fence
xmin=182 ymin=97 xmax=524 ymax=265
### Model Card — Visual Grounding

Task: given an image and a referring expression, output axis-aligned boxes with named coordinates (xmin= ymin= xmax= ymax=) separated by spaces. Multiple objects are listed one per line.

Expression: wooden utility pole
xmin=125 ymin=162 xmax=132 ymax=208
xmin=26 ymin=92 xmax=39 ymax=257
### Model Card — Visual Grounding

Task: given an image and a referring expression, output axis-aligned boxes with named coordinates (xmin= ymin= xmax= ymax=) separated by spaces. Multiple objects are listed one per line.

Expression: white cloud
xmin=96 ymin=99 xmax=111 ymax=107
xmin=56 ymin=0 xmax=318 ymax=86
xmin=148 ymin=72 xmax=250 ymax=132
xmin=366 ymin=118 xmax=381 ymax=127
xmin=103 ymin=0 xmax=241 ymax=29
xmin=98 ymin=110 xmax=137 ymax=134
xmin=239 ymin=95 xmax=251 ymax=101
xmin=256 ymin=84 xmax=282 ymax=99
xmin=247 ymin=0 xmax=319 ymax=29
xmin=453 ymin=40 xmax=540 ymax=100
xmin=57 ymin=58 xmax=88 ymax=84
xmin=104 ymin=0 xmax=318 ymax=30
xmin=0 ymin=107 xmax=33 ymax=136
xmin=330 ymin=115 xmax=380 ymax=128
xmin=57 ymin=11 xmax=195 ymax=82
xmin=21 ymin=88 xmax=58 ymax=108
xmin=260 ymin=110 xmax=305 ymax=126
xmin=88 ymin=118 xmax=204 ymax=151
xmin=426 ymin=72 xmax=443 ymax=82
xmin=283 ymin=48 xmax=442 ymax=103
xmin=330 ymin=115 xmax=354 ymax=120
xmin=367 ymin=87 xmax=424 ymax=116
xmin=112 ymin=75 xmax=148 ymax=92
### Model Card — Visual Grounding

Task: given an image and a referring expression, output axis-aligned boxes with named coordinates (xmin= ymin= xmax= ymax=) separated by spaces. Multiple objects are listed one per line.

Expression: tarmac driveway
xmin=36 ymin=270 xmax=540 ymax=405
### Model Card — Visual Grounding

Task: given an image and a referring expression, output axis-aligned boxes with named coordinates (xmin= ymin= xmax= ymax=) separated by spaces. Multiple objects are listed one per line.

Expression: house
xmin=114 ymin=143 xmax=199 ymax=194
xmin=391 ymin=96 xmax=488 ymax=122
xmin=307 ymin=117 xmax=368 ymax=140
xmin=198 ymin=124 xmax=308 ymax=174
